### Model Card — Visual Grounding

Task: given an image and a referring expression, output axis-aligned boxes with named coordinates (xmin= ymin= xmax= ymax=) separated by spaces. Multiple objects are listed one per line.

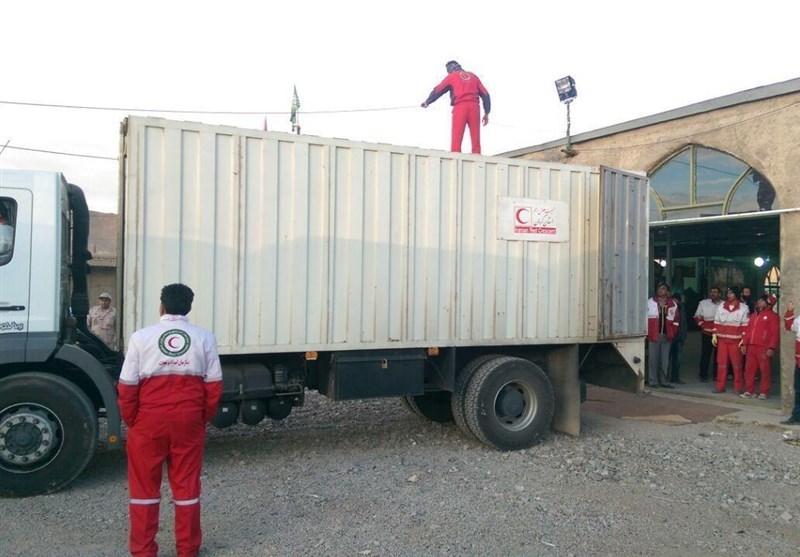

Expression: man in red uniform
xmin=421 ymin=60 xmax=491 ymax=154
xmin=694 ymin=286 xmax=722 ymax=382
xmin=118 ymin=283 xmax=223 ymax=557
xmin=741 ymin=294 xmax=779 ymax=399
xmin=711 ymin=286 xmax=750 ymax=394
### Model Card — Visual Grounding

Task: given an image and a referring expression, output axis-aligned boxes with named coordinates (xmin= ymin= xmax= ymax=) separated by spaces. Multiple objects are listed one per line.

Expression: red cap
xmin=760 ymin=293 xmax=777 ymax=306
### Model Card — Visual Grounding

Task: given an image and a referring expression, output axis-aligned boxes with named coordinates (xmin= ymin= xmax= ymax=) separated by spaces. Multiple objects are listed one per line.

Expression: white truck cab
xmin=1 ymin=170 xmax=63 ymax=349
xmin=0 ymin=170 xmax=121 ymax=498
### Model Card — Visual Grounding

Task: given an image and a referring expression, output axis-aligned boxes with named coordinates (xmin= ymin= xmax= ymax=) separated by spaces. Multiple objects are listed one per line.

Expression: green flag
xmin=290 ymin=85 xmax=300 ymax=131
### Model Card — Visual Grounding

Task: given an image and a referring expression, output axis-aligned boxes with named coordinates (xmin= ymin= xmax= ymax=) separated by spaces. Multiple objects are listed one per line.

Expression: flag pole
xmin=291 ymin=85 xmax=301 ymax=134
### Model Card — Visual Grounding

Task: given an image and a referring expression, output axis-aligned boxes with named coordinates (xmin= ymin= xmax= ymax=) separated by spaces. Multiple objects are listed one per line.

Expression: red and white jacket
xmin=118 ymin=314 xmax=223 ymax=425
xmin=712 ymin=300 xmax=749 ymax=345
xmin=647 ymin=296 xmax=680 ymax=342
xmin=694 ymin=298 xmax=721 ymax=336
xmin=742 ymin=308 xmax=779 ymax=350
xmin=785 ymin=309 xmax=800 ymax=365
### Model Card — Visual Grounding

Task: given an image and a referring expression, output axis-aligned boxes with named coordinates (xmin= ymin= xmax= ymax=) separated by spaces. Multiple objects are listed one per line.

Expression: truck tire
xmin=463 ymin=356 xmax=554 ymax=451
xmin=0 ymin=373 xmax=98 ymax=497
xmin=401 ymin=396 xmax=424 ymax=418
xmin=402 ymin=391 xmax=454 ymax=423
xmin=451 ymin=354 xmax=501 ymax=441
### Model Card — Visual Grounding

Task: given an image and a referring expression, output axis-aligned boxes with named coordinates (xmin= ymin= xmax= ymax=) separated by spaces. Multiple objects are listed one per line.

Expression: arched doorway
xmin=648 ymin=145 xmax=782 ymax=400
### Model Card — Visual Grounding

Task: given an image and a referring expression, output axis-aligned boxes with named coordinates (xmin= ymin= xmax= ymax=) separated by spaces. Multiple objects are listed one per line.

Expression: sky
xmin=0 ymin=0 xmax=796 ymax=213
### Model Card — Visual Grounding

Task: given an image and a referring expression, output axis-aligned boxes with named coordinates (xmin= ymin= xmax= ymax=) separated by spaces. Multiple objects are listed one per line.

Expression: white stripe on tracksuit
xmin=130 ymin=498 xmax=161 ymax=505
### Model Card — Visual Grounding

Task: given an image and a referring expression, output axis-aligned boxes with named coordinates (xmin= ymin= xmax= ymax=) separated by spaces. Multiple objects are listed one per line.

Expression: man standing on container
xmin=694 ymin=286 xmax=722 ymax=382
xmin=118 ymin=283 xmax=222 ymax=557
xmin=421 ymin=60 xmax=491 ymax=154
xmin=781 ymin=299 xmax=800 ymax=425
xmin=647 ymin=283 xmax=680 ymax=388
xmin=711 ymin=286 xmax=750 ymax=394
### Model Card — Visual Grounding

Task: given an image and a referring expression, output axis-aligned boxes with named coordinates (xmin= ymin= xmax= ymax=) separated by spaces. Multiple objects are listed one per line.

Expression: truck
xmin=0 ymin=116 xmax=649 ymax=497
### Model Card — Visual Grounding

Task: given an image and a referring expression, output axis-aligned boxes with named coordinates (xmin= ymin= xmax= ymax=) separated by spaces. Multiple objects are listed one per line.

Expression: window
xmin=649 ymin=146 xmax=778 ymax=222
xmin=0 ymin=198 xmax=17 ymax=266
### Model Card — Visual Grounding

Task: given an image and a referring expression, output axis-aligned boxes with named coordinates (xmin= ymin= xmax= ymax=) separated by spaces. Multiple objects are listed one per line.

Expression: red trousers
xmin=127 ymin=415 xmax=206 ymax=557
xmin=744 ymin=345 xmax=772 ymax=396
xmin=716 ymin=342 xmax=744 ymax=393
xmin=451 ymin=102 xmax=481 ymax=154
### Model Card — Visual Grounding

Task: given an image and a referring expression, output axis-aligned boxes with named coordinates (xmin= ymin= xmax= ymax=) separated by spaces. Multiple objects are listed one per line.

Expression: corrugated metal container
xmin=120 ymin=116 xmax=648 ymax=355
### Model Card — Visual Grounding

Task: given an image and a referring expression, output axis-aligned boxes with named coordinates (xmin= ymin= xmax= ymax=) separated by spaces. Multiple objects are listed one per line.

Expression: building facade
xmin=503 ymin=78 xmax=800 ymax=410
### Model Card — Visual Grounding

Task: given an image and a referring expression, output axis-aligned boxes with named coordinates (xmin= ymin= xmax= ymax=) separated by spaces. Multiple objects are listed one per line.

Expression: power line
xmin=0 ymin=99 xmax=417 ymax=115
xmin=1 ymin=144 xmax=117 ymax=161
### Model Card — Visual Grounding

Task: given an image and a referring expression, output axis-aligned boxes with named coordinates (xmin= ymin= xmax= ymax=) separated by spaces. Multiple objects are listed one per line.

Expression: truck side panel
xmin=122 ymin=117 xmax=648 ymax=355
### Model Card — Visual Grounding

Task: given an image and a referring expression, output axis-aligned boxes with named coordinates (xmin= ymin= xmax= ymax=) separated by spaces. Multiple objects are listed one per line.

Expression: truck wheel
xmin=451 ymin=354 xmax=501 ymax=441
xmin=463 ymin=356 xmax=554 ymax=451
xmin=402 ymin=391 xmax=454 ymax=423
xmin=402 ymin=396 xmax=424 ymax=418
xmin=0 ymin=373 xmax=98 ymax=497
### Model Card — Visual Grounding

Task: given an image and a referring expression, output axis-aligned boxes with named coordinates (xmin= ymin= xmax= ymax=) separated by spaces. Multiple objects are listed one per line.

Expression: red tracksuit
xmin=742 ymin=308 xmax=779 ymax=396
xmin=118 ymin=314 xmax=223 ymax=557
xmin=712 ymin=300 xmax=749 ymax=393
xmin=424 ymin=70 xmax=491 ymax=154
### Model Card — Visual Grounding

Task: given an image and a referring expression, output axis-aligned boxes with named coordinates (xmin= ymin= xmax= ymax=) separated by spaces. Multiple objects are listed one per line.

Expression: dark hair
xmin=656 ymin=282 xmax=670 ymax=290
xmin=160 ymin=283 xmax=194 ymax=315
xmin=709 ymin=286 xmax=720 ymax=292
xmin=445 ymin=60 xmax=462 ymax=73
xmin=726 ymin=285 xmax=740 ymax=298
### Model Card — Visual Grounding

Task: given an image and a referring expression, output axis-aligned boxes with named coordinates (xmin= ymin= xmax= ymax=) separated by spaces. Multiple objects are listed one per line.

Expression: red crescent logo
xmin=167 ymin=336 xmax=180 ymax=349
xmin=515 ymin=207 xmax=530 ymax=224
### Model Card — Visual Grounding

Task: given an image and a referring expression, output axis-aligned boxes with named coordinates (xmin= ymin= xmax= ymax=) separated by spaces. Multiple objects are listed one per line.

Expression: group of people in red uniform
xmin=649 ymin=282 xmax=800 ymax=425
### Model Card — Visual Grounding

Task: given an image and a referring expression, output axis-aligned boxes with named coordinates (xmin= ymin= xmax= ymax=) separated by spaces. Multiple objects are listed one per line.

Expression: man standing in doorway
xmin=647 ymin=283 xmax=680 ymax=388
xmin=711 ymin=286 xmax=750 ymax=394
xmin=118 ymin=283 xmax=223 ymax=557
xmin=421 ymin=60 xmax=491 ymax=154
xmin=670 ymin=292 xmax=688 ymax=384
xmin=741 ymin=285 xmax=755 ymax=314
xmin=781 ymin=299 xmax=800 ymax=425
xmin=741 ymin=294 xmax=779 ymax=399
xmin=694 ymin=286 xmax=722 ymax=382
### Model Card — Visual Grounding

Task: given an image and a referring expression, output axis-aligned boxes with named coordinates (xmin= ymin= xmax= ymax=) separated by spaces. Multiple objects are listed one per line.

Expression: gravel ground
xmin=2 ymin=392 xmax=799 ymax=557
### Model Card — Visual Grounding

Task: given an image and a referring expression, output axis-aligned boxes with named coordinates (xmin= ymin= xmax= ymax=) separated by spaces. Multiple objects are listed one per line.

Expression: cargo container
xmin=0 ymin=116 xmax=649 ymax=497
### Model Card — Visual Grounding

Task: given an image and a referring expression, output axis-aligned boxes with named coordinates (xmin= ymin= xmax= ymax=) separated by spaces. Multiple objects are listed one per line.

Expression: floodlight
xmin=554 ymin=76 xmax=577 ymax=156
xmin=754 ymin=257 xmax=765 ymax=267
xmin=555 ymin=76 xmax=577 ymax=104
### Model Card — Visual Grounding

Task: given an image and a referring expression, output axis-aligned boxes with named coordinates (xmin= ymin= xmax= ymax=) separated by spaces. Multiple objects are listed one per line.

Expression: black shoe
xmin=659 ymin=383 xmax=675 ymax=389
xmin=699 ymin=376 xmax=709 ymax=383
xmin=780 ymin=417 xmax=800 ymax=425
xmin=673 ymin=379 xmax=686 ymax=385
xmin=648 ymin=384 xmax=660 ymax=389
